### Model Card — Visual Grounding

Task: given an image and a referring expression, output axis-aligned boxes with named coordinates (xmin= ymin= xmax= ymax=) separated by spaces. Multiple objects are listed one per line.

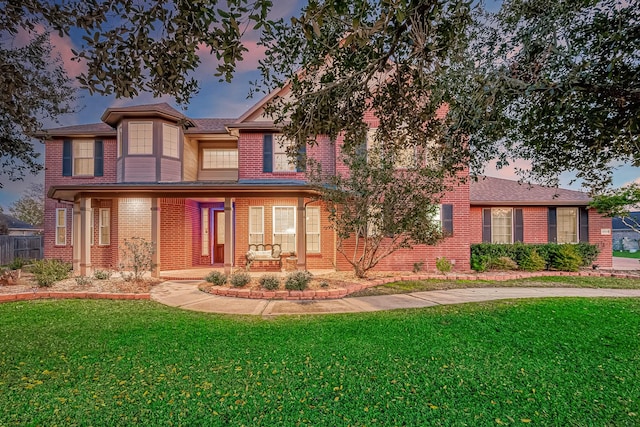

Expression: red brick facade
xmin=43 ymin=102 xmax=612 ymax=274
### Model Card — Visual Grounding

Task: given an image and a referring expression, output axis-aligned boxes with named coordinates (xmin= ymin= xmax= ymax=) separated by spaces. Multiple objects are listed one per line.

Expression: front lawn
xmin=1 ymin=299 xmax=639 ymax=425
xmin=614 ymin=250 xmax=640 ymax=259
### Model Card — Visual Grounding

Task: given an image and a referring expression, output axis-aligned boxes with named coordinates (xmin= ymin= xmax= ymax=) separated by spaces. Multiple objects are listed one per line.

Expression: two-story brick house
xmin=43 ymin=97 xmax=612 ymax=277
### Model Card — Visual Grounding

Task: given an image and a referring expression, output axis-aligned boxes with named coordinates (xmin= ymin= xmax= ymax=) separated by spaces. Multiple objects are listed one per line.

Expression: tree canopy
xmin=591 ymin=183 xmax=640 ymax=235
xmin=257 ymin=0 xmax=639 ymax=191
xmin=0 ymin=0 xmax=272 ymax=186
xmin=8 ymin=183 xmax=44 ymax=227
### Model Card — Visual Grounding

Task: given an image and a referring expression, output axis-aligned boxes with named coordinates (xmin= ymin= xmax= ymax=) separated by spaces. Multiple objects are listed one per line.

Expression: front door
xmin=214 ymin=211 xmax=225 ymax=263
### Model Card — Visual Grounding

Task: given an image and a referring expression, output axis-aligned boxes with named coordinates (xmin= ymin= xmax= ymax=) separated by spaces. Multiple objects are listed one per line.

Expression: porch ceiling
xmin=48 ymin=181 xmax=318 ymax=202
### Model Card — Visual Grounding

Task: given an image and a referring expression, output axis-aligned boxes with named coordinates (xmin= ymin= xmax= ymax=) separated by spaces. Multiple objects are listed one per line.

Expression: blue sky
xmin=0 ymin=0 xmax=637 ymax=208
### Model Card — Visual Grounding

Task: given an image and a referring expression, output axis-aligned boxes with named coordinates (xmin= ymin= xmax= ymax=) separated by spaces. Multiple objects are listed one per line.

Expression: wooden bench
xmin=245 ymin=244 xmax=282 ymax=270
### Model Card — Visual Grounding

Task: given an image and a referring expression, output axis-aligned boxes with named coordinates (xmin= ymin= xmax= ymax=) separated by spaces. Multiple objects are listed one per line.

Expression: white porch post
xmin=79 ymin=197 xmax=92 ymax=276
xmin=72 ymin=200 xmax=81 ymax=272
xmin=296 ymin=197 xmax=306 ymax=270
xmin=151 ymin=198 xmax=161 ymax=278
xmin=224 ymin=197 xmax=233 ymax=275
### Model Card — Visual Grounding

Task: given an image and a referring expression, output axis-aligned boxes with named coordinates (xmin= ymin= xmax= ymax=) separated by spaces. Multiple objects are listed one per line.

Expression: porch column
xmin=151 ymin=198 xmax=161 ymax=278
xmin=79 ymin=197 xmax=92 ymax=276
xmin=224 ymin=198 xmax=233 ymax=275
xmin=296 ymin=197 xmax=307 ymax=270
xmin=72 ymin=200 xmax=81 ymax=272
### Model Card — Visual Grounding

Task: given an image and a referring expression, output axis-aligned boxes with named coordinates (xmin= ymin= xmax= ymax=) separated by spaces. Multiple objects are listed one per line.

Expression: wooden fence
xmin=0 ymin=235 xmax=44 ymax=265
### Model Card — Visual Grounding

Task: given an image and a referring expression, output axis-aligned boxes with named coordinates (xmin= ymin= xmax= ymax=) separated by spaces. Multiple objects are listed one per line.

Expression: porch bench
xmin=245 ymin=244 xmax=282 ymax=270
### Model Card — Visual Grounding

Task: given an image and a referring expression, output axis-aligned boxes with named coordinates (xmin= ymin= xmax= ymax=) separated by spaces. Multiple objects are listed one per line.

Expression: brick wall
xmin=470 ymin=205 xmax=612 ymax=267
xmin=335 ymin=176 xmax=471 ymax=273
xmin=44 ymin=138 xmax=117 ymax=261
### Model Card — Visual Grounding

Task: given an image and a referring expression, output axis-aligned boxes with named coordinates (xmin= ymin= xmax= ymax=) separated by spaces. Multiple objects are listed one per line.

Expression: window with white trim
xmin=366 ymin=128 xmax=416 ymax=169
xmin=274 ymin=135 xmax=296 ymax=172
xmin=55 ymin=208 xmax=66 ymax=246
xmin=162 ymin=123 xmax=179 ymax=158
xmin=557 ymin=207 xmax=578 ymax=243
xmin=306 ymin=206 xmax=320 ymax=253
xmin=273 ymin=206 xmax=296 ymax=252
xmin=117 ymin=124 xmax=122 ymax=158
xmin=202 ymin=149 xmax=238 ymax=169
xmin=73 ymin=140 xmax=94 ymax=175
xmin=99 ymin=208 xmax=110 ymax=245
xmin=491 ymin=208 xmax=513 ymax=244
xmin=249 ymin=207 xmax=264 ymax=245
xmin=128 ymin=121 xmax=153 ymax=154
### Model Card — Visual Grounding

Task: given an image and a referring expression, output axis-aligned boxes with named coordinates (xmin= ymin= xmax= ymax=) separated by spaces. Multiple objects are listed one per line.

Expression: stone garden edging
xmin=203 ymin=270 xmax=640 ymax=301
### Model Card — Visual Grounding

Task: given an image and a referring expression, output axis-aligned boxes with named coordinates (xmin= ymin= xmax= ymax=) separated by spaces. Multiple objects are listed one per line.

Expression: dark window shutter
xmin=442 ymin=204 xmax=453 ymax=235
xmin=263 ymin=134 xmax=273 ymax=173
xmin=514 ymin=208 xmax=524 ymax=242
xmin=482 ymin=208 xmax=492 ymax=242
xmin=296 ymin=143 xmax=306 ymax=172
xmin=62 ymin=140 xmax=72 ymax=176
xmin=579 ymin=207 xmax=589 ymax=242
xmin=94 ymin=140 xmax=103 ymax=177
xmin=548 ymin=207 xmax=557 ymax=243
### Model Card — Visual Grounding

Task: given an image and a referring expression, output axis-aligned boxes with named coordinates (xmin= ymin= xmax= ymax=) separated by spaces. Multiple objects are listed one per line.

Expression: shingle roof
xmin=470 ymin=176 xmax=591 ymax=206
xmin=40 ymin=122 xmax=116 ymax=136
xmin=612 ymin=212 xmax=640 ymax=231
xmin=187 ymin=118 xmax=235 ymax=133
xmin=0 ymin=213 xmax=39 ymax=230
xmin=101 ymin=102 xmax=192 ymax=126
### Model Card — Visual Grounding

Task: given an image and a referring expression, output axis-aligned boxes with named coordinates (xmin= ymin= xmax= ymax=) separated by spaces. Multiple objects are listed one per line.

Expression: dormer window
xmin=128 ymin=121 xmax=153 ymax=154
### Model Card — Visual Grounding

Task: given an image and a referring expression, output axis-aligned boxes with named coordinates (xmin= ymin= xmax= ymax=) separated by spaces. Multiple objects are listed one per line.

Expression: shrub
xmin=435 ymin=257 xmax=452 ymax=274
xmin=119 ymin=237 xmax=156 ymax=282
xmin=489 ymin=256 xmax=518 ymax=271
xmin=7 ymin=257 xmax=29 ymax=270
xmin=205 ymin=271 xmax=227 ymax=286
xmin=93 ymin=269 xmax=111 ymax=280
xmin=518 ymin=249 xmax=546 ymax=271
xmin=75 ymin=275 xmax=92 ymax=285
xmin=553 ymin=245 xmax=583 ymax=272
xmin=30 ymin=259 xmax=72 ymax=287
xmin=229 ymin=271 xmax=251 ymax=288
xmin=259 ymin=274 xmax=280 ymax=290
xmin=471 ymin=254 xmax=490 ymax=272
xmin=285 ymin=271 xmax=313 ymax=291
xmin=574 ymin=243 xmax=600 ymax=266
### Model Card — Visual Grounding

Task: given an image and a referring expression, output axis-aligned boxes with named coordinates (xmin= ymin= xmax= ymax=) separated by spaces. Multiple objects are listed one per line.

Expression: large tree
xmin=257 ymin=0 xmax=639 ymax=191
xmin=0 ymin=0 xmax=272 ymax=186
xmin=590 ymin=183 xmax=640 ymax=236
xmin=8 ymin=183 xmax=44 ymax=227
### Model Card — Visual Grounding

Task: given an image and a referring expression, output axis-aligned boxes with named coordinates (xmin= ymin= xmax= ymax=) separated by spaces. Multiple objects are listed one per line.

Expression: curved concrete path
xmin=151 ymin=281 xmax=640 ymax=316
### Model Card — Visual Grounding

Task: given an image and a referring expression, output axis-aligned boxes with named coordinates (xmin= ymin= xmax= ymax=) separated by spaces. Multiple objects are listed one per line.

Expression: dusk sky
xmin=1 ymin=0 xmax=637 ymax=208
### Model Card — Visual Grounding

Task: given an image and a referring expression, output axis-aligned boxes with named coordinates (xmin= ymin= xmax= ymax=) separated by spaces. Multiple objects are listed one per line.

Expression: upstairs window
xmin=202 ymin=149 xmax=238 ymax=169
xmin=163 ymin=124 xmax=179 ymax=158
xmin=73 ymin=140 xmax=94 ymax=175
xmin=62 ymin=140 xmax=103 ymax=177
xmin=117 ymin=124 xmax=122 ymax=158
xmin=366 ymin=128 xmax=416 ymax=169
xmin=274 ymin=135 xmax=296 ymax=172
xmin=128 ymin=122 xmax=153 ymax=154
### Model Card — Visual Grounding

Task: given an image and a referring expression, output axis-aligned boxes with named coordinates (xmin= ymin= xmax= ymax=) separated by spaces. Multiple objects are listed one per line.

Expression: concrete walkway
xmin=151 ymin=281 xmax=640 ymax=316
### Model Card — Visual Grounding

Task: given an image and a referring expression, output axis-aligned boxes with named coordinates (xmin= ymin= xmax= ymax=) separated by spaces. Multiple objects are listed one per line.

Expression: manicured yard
xmin=1 ymin=299 xmax=639 ymax=425
xmin=349 ymin=275 xmax=640 ymax=297
xmin=614 ymin=250 xmax=640 ymax=259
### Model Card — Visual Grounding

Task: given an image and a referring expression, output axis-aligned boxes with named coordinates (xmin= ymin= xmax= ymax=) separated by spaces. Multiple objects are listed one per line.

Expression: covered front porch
xmin=48 ymin=182 xmax=325 ymax=278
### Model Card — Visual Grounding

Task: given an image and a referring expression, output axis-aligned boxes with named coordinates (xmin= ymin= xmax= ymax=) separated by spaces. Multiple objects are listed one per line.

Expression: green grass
xmin=1 ymin=299 xmax=639 ymax=425
xmin=349 ymin=275 xmax=640 ymax=297
xmin=614 ymin=250 xmax=640 ymax=259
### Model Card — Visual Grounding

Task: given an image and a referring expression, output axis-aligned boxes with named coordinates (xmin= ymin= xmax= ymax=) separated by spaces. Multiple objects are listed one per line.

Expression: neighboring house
xmin=0 ymin=213 xmax=43 ymax=236
xmin=42 ymin=99 xmax=613 ymax=276
xmin=612 ymin=212 xmax=640 ymax=251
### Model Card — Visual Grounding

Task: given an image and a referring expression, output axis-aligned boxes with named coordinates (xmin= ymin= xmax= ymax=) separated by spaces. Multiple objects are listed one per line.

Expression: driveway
xmin=613 ymin=256 xmax=640 ymax=270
